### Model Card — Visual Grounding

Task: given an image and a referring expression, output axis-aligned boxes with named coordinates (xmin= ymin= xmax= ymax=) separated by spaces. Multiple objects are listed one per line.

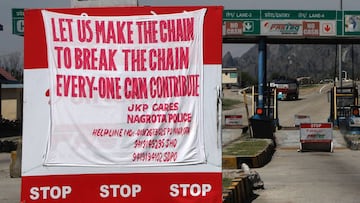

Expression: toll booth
xmin=249 ymin=85 xmax=279 ymax=143
xmin=251 ymin=85 xmax=280 ymax=130
xmin=329 ymin=86 xmax=359 ymax=127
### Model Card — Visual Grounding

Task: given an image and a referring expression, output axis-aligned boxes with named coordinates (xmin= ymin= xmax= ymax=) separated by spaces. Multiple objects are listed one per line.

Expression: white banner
xmin=41 ymin=9 xmax=206 ymax=166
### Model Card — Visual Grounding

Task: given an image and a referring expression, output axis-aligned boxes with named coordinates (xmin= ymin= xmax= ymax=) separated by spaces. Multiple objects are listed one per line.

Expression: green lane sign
xmin=224 ymin=9 xmax=338 ymax=21
xmin=223 ymin=10 xmax=260 ymax=35
xmin=223 ymin=9 xmax=360 ymax=37
xmin=261 ymin=10 xmax=337 ymax=20
xmin=223 ymin=10 xmax=260 ymax=20
xmin=243 ymin=21 xmax=254 ymax=32
xmin=337 ymin=11 xmax=343 ymax=36
xmin=12 ymin=8 xmax=24 ymax=36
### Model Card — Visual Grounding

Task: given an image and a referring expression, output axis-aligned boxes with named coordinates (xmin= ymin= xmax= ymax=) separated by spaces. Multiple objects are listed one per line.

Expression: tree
xmin=0 ymin=51 xmax=23 ymax=82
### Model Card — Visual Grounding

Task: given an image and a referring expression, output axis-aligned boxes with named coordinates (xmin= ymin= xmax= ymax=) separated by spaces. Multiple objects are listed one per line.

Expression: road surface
xmin=224 ymin=83 xmax=360 ymax=203
xmin=252 ymin=148 xmax=360 ymax=203
xmin=0 ymin=153 xmax=20 ymax=203
xmin=223 ymin=83 xmax=341 ymax=127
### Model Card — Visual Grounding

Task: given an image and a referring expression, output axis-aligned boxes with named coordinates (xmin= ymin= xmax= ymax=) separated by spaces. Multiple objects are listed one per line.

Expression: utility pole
xmin=338 ymin=0 xmax=343 ymax=87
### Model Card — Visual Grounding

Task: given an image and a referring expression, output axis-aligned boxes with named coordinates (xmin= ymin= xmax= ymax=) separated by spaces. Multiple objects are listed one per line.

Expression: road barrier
xmin=299 ymin=123 xmax=334 ymax=152
xmin=222 ymin=172 xmax=254 ymax=203
xmin=0 ymin=140 xmax=17 ymax=153
xmin=222 ymin=139 xmax=275 ymax=169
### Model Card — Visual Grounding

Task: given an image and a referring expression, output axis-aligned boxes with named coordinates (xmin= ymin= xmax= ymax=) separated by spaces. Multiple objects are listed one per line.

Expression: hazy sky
xmin=0 ymin=0 xmax=359 ymax=57
xmin=0 ymin=0 xmax=69 ymax=56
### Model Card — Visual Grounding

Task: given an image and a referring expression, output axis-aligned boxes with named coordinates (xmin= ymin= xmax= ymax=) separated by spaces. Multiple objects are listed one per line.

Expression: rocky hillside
xmin=223 ymin=44 xmax=360 ymax=84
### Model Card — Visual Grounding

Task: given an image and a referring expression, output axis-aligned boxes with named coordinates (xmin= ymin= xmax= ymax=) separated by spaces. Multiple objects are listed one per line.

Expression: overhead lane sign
xmin=260 ymin=10 xmax=337 ymax=36
xmin=261 ymin=10 xmax=337 ymax=20
xmin=12 ymin=8 xmax=24 ymax=36
xmin=261 ymin=20 xmax=336 ymax=36
xmin=223 ymin=9 xmax=342 ymax=37
xmin=223 ymin=10 xmax=260 ymax=20
xmin=223 ymin=10 xmax=260 ymax=35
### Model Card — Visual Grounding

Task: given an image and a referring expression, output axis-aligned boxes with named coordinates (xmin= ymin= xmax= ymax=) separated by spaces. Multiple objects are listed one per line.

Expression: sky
xmin=0 ymin=0 xmax=69 ymax=56
xmin=0 ymin=0 xmax=359 ymax=58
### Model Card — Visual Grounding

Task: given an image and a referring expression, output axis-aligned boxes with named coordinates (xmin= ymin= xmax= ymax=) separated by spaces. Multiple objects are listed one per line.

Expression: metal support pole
xmin=338 ymin=0 xmax=343 ymax=88
xmin=0 ymin=82 xmax=2 ymax=118
xmin=339 ymin=44 xmax=342 ymax=87
xmin=257 ymin=37 xmax=266 ymax=110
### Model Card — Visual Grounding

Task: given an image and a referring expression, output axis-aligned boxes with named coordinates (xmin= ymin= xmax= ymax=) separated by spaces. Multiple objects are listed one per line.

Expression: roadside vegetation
xmin=223 ymin=139 xmax=269 ymax=156
xmin=222 ymin=98 xmax=242 ymax=110
xmin=222 ymin=177 xmax=233 ymax=189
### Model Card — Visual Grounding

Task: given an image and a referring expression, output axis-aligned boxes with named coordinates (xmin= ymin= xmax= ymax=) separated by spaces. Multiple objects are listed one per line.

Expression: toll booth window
xmin=230 ymin=73 xmax=237 ymax=78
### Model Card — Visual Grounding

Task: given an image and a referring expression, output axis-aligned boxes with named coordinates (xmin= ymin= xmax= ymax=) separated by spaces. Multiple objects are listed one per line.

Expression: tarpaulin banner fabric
xmin=41 ymin=9 xmax=206 ymax=166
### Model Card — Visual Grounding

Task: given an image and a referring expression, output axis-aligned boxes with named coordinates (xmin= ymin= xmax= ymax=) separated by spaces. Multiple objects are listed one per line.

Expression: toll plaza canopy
xmin=223 ymin=9 xmax=360 ymax=44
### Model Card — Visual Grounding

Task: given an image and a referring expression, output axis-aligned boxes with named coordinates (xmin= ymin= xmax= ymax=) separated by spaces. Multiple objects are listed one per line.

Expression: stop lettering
xmin=29 ymin=186 xmax=72 ymax=200
xmin=169 ymin=183 xmax=212 ymax=197
xmin=99 ymin=184 xmax=142 ymax=198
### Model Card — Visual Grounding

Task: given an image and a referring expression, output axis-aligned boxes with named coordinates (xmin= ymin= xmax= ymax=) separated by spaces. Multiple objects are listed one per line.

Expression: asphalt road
xmin=277 ymin=83 xmax=333 ymax=127
xmin=223 ymin=82 xmax=351 ymax=127
xmin=224 ymin=83 xmax=360 ymax=203
xmin=0 ymin=153 xmax=20 ymax=203
xmin=252 ymin=148 xmax=360 ymax=203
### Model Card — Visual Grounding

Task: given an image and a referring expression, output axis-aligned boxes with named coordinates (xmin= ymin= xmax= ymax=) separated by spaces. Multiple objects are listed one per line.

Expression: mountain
xmin=223 ymin=44 xmax=360 ymax=83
